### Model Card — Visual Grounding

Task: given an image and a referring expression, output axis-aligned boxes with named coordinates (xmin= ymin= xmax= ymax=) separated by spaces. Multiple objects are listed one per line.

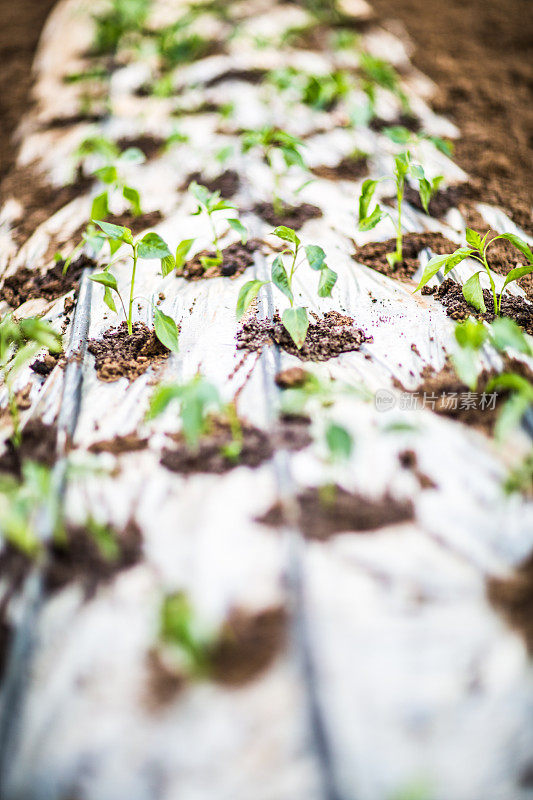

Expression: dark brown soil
xmin=423 ymin=278 xmax=533 ymax=335
xmin=404 ymin=358 xmax=533 ymax=434
xmin=311 ymin=154 xmax=368 ymax=181
xmin=369 ymin=113 xmax=421 ymax=133
xmin=0 ymin=519 xmax=142 ymax=601
xmin=203 ymin=68 xmax=267 ymax=88
xmin=0 ymin=419 xmax=57 ymax=478
xmin=181 ymin=239 xmax=261 ymax=281
xmin=398 ymin=449 xmax=437 ymax=489
xmin=1 ymin=163 xmax=94 ymax=247
xmin=275 ymin=366 xmax=309 ymax=388
xmin=352 ymin=231 xmax=460 ymax=280
xmin=146 ymin=605 xmax=287 ymax=706
xmin=88 ymin=433 xmax=149 ymax=454
xmin=0 ymin=0 xmax=57 ymax=185
xmin=30 ymin=351 xmax=63 ymax=376
xmin=396 ymin=183 xmax=468 ymax=218
xmin=181 ymin=169 xmax=240 ymax=198
xmin=161 ymin=415 xmax=311 ymax=475
xmin=237 ymin=311 xmax=371 ymax=362
xmin=488 ymin=555 xmax=533 ymax=654
xmin=253 ymin=201 xmax=323 ymax=230
xmin=106 ymin=210 xmax=163 ymax=237
xmin=174 ymin=101 xmax=222 ymax=116
xmin=116 ymin=135 xmax=165 ymax=160
xmin=371 ymin=0 xmax=533 ymax=233
xmin=1 ymin=254 xmax=93 ymax=308
xmin=258 ymin=485 xmax=414 ymax=540
xmin=88 ymin=322 xmax=171 ymax=382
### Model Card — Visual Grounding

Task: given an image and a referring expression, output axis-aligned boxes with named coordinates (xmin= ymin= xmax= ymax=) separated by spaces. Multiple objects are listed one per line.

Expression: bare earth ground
xmin=371 ymin=0 xmax=533 ymax=232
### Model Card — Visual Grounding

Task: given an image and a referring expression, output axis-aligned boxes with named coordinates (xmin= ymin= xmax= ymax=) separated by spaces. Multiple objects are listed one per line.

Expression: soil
xmin=402 ymin=358 xmax=533 ymax=435
xmin=88 ymin=433 xmax=149 ymax=454
xmin=203 ymin=68 xmax=267 ymax=88
xmin=487 ymin=555 xmax=533 ymax=654
xmin=371 ymin=0 xmax=533 ymax=233
xmin=352 ymin=231 xmax=460 ymax=281
xmin=369 ymin=113 xmax=421 ymax=134
xmin=252 ymin=201 xmax=323 ymax=231
xmin=311 ymin=154 xmax=368 ymax=182
xmin=275 ymin=366 xmax=309 ymax=389
xmin=161 ymin=414 xmax=311 ymax=475
xmin=88 ymin=322 xmax=171 ymax=382
xmin=180 ymin=169 xmax=240 ymax=198
xmin=181 ymin=238 xmax=262 ymax=281
xmin=0 ymin=0 xmax=58 ymax=185
xmin=42 ymin=112 xmax=108 ymax=129
xmin=258 ymin=485 xmax=414 ymax=540
xmin=116 ymin=135 xmax=165 ymax=161
xmin=147 ymin=605 xmax=287 ymax=706
xmin=1 ymin=254 xmax=93 ymax=308
xmin=422 ymin=278 xmax=533 ymax=335
xmin=237 ymin=311 xmax=371 ymax=362
xmin=1 ymin=164 xmax=94 ymax=247
xmin=0 ymin=519 xmax=142 ymax=602
xmin=398 ymin=449 xmax=437 ymax=489
xmin=0 ymin=419 xmax=57 ymax=478
xmin=30 ymin=351 xmax=63 ymax=377
xmin=387 ymin=183 xmax=468 ymax=218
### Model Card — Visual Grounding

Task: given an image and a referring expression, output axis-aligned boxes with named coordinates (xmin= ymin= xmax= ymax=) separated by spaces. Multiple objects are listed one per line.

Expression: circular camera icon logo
xmin=374 ymin=388 xmax=396 ymax=412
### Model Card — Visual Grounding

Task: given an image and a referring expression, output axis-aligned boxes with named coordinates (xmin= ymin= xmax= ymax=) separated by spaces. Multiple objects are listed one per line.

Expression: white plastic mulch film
xmin=0 ymin=0 xmax=532 ymax=799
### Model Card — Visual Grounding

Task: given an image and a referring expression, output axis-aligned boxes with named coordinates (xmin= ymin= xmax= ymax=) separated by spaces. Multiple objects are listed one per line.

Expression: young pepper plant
xmin=236 ymin=226 xmax=338 ymax=349
xmin=241 ymin=127 xmax=307 ymax=215
xmin=90 ymin=221 xmax=179 ymax=350
xmin=147 ymin=374 xmax=243 ymax=461
xmin=0 ymin=461 xmax=60 ymax=556
xmin=358 ymin=151 xmax=442 ymax=268
xmin=0 ymin=314 xmax=62 ymax=445
xmin=170 ymin=182 xmax=247 ymax=273
xmin=414 ymin=229 xmax=533 ymax=316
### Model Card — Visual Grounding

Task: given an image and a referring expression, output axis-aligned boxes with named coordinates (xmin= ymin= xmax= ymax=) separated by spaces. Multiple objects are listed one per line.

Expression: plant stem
xmin=128 ymin=244 xmax=138 ymax=335
xmin=8 ymin=384 xmax=20 ymax=446
xmin=395 ymin=176 xmax=403 ymax=262
xmin=208 ymin=211 xmax=221 ymax=259
xmin=483 ymin=252 xmax=498 ymax=316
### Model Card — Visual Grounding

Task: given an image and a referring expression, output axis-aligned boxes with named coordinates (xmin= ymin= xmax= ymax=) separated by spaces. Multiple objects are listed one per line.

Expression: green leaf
xmin=451 ymin=347 xmax=480 ymax=391
xmin=359 ymin=205 xmax=385 ymax=232
xmin=465 ymin=228 xmax=483 ymax=251
xmin=109 ymin=238 xmax=122 ymax=256
xmin=443 ymin=247 xmax=476 ymax=275
xmin=122 ymin=185 xmax=142 ymax=216
xmin=189 ymin=181 xmax=211 ymax=208
xmin=119 ymin=147 xmax=145 ymax=163
xmin=358 ymin=178 xmax=378 ymax=221
xmin=462 ymin=272 xmax=486 ymax=313
xmin=454 ymin=318 xmax=487 ymax=350
xmin=199 ymin=255 xmax=222 ymax=269
xmin=103 ymin=286 xmax=117 ymax=313
xmin=489 ymin=318 xmax=533 ymax=356
xmin=318 ymin=266 xmax=338 ymax=297
xmin=325 ymin=422 xmax=353 ymax=461
xmin=228 ymin=218 xmax=247 ymax=244
xmin=236 ymin=280 xmax=267 ymax=320
xmin=383 ymin=126 xmax=411 ymax=145
xmin=495 ymin=394 xmax=531 ymax=440
xmin=94 ymin=165 xmax=117 ymax=184
xmin=147 ymin=384 xmax=182 ymax=420
xmin=90 ymin=271 xmax=118 ymax=290
xmin=273 ymin=226 xmax=300 ymax=247
xmin=414 ymin=249 xmax=471 ymax=293
xmin=501 ymin=263 xmax=533 ymax=292
xmin=305 ymin=244 xmax=326 ymax=271
xmin=91 ymin=192 xmax=109 ymax=221
xmin=417 ymin=178 xmax=432 ymax=214
xmin=94 ymin=220 xmax=132 ymax=242
xmin=281 ymin=306 xmax=309 ymax=349
xmin=175 ymin=239 xmax=195 ymax=271
xmin=498 ymin=234 xmax=533 ymax=265
xmin=154 ymin=307 xmax=180 ymax=353
xmin=137 ymin=232 xmax=171 ymax=259
xmin=161 ymin=254 xmax=176 ymax=277
xmin=271 ymin=255 xmax=293 ymax=304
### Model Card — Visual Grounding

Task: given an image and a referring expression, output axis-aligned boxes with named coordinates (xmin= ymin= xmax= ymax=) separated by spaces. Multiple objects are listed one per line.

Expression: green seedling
xmin=241 ymin=127 xmax=307 ymax=215
xmin=359 ymin=52 xmax=410 ymax=114
xmin=0 ymin=461 xmax=60 ymax=556
xmin=414 ymin=229 xmax=533 ymax=317
xmin=147 ymin=374 xmax=243 ymax=460
xmin=0 ymin=314 xmax=62 ymax=445
xmin=268 ymin=66 xmax=355 ymax=111
xmin=486 ymin=372 xmax=533 ymax=440
xmin=171 ymin=182 xmax=246 ymax=272
xmin=75 ymin=135 xmax=146 ymax=221
xmin=383 ymin=125 xmax=454 ymax=158
xmin=358 ymin=151 xmax=443 ymax=268
xmin=89 ymin=220 xmax=179 ymax=349
xmin=164 ymin=128 xmax=189 ymax=150
xmin=504 ymin=452 xmax=533 ymax=496
xmin=159 ymin=592 xmax=214 ymax=677
xmin=92 ymin=0 xmax=151 ymax=55
xmin=236 ymin=226 xmax=337 ymax=349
